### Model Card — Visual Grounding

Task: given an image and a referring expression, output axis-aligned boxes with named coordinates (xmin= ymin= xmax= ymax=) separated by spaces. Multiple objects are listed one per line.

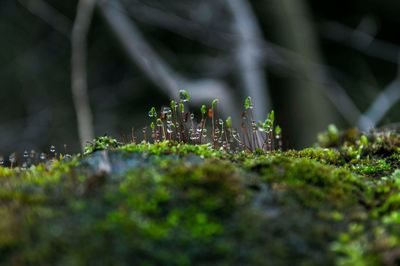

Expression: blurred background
xmin=0 ymin=0 xmax=399 ymax=154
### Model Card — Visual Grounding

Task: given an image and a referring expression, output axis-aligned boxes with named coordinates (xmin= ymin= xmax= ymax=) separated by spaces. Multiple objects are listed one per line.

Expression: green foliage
xmin=148 ymin=107 xmax=157 ymax=118
xmin=84 ymin=136 xmax=120 ymax=155
xmin=318 ymin=124 xmax=340 ymax=147
xmin=170 ymin=100 xmax=176 ymax=111
xmin=275 ymin=125 xmax=282 ymax=136
xmin=244 ymin=96 xmax=253 ymax=110
xmin=211 ymin=99 xmax=219 ymax=109
xmin=201 ymin=104 xmax=207 ymax=116
xmin=179 ymin=101 xmax=184 ymax=113
xmin=225 ymin=116 xmax=232 ymax=128
xmin=179 ymin=89 xmax=190 ymax=102
xmin=135 ymin=92 xmax=283 ymax=152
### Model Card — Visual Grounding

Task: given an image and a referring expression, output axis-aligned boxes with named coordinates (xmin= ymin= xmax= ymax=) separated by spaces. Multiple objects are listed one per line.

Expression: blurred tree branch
xmin=17 ymin=0 xmax=71 ymax=37
xmin=268 ymin=0 xmax=338 ymax=146
xmin=123 ymin=0 xmax=232 ymax=50
xmin=358 ymin=80 xmax=400 ymax=130
xmin=321 ymin=19 xmax=400 ymax=129
xmin=259 ymin=41 xmax=363 ymax=126
xmin=98 ymin=0 xmax=238 ymax=121
xmin=226 ymin=0 xmax=271 ymax=121
xmin=358 ymin=56 xmax=400 ymax=130
xmin=321 ymin=21 xmax=400 ymax=64
xmin=71 ymin=0 xmax=97 ymax=150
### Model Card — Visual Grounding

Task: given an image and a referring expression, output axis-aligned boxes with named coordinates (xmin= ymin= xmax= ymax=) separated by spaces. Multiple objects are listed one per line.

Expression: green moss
xmin=84 ymin=135 xmax=121 ymax=155
xmin=0 ymin=130 xmax=399 ymax=265
xmin=119 ymin=141 xmax=220 ymax=158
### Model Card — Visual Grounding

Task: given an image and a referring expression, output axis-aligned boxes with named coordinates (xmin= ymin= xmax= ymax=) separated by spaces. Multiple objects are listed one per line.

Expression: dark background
xmin=0 ymin=0 xmax=399 ymax=155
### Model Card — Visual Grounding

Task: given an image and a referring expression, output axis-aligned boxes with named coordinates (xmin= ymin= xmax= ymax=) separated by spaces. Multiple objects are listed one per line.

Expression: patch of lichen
xmin=0 ymin=131 xmax=399 ymax=265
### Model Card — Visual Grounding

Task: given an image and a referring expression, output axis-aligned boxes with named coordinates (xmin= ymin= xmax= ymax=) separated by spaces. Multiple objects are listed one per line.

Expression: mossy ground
xmin=0 ymin=130 xmax=400 ymax=265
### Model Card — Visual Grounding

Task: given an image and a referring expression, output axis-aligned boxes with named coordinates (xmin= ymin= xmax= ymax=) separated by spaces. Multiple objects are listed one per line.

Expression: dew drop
xmin=0 ymin=156 xmax=4 ymax=166
xmin=40 ymin=153 xmax=46 ymax=161
xmin=23 ymin=150 xmax=29 ymax=158
xmin=50 ymin=145 xmax=56 ymax=153
xmin=251 ymin=122 xmax=257 ymax=130
xmin=167 ymin=125 xmax=173 ymax=134
xmin=162 ymin=107 xmax=172 ymax=115
xmin=9 ymin=153 xmax=16 ymax=164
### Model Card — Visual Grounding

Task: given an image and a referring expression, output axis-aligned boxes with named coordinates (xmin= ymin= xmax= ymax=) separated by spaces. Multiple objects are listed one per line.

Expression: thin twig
xmin=98 ymin=0 xmax=239 ymax=121
xmin=226 ymin=0 xmax=271 ymax=120
xmin=71 ymin=0 xmax=97 ymax=150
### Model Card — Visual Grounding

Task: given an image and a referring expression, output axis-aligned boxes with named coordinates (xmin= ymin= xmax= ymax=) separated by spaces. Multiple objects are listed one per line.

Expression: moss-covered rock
xmin=0 ymin=131 xmax=400 ymax=265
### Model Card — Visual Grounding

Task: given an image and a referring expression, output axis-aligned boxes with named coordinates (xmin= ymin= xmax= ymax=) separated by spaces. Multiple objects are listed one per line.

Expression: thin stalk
xmin=161 ymin=124 xmax=166 ymax=141
xmin=212 ymin=109 xmax=216 ymax=148
xmin=242 ymin=111 xmax=253 ymax=151
xmin=199 ymin=117 xmax=206 ymax=144
xmin=142 ymin=127 xmax=147 ymax=143
xmin=241 ymin=124 xmax=252 ymax=151
xmin=131 ymin=127 xmax=136 ymax=144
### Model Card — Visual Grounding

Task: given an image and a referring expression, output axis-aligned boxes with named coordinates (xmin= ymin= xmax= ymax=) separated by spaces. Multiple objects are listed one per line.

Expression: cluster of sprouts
xmin=139 ymin=90 xmax=282 ymax=153
xmin=0 ymin=91 xmax=283 ymax=169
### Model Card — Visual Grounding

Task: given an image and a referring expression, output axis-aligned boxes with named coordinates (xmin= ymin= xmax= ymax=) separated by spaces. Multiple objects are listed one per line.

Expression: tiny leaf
xmin=226 ymin=116 xmax=232 ymax=128
xmin=170 ymin=100 xmax=176 ymax=110
xmin=148 ymin=107 xmax=157 ymax=118
xmin=268 ymin=110 xmax=275 ymax=123
xmin=244 ymin=96 xmax=253 ymax=110
xmin=275 ymin=125 xmax=282 ymax=135
xmin=212 ymin=99 xmax=219 ymax=109
xmin=201 ymin=105 xmax=207 ymax=116
xmin=179 ymin=89 xmax=190 ymax=102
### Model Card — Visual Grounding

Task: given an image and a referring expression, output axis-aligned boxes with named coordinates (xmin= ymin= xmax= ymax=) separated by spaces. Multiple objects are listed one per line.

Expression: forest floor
xmin=0 ymin=129 xmax=400 ymax=265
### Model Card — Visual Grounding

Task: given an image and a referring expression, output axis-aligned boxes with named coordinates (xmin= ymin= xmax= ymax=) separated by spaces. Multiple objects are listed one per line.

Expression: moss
xmin=84 ymin=135 xmax=121 ymax=155
xmin=0 ymin=130 xmax=399 ymax=265
xmin=119 ymin=141 xmax=220 ymax=158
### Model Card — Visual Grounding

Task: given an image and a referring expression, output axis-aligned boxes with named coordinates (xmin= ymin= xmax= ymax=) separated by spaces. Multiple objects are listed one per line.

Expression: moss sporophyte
xmin=135 ymin=93 xmax=281 ymax=153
